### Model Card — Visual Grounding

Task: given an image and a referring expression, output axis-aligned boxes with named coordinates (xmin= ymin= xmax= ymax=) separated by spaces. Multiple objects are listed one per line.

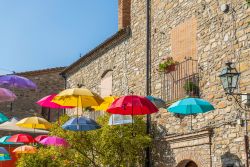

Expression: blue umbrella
xmin=0 ymin=154 xmax=11 ymax=161
xmin=62 ymin=116 xmax=101 ymax=131
xmin=0 ymin=136 xmax=23 ymax=145
xmin=0 ymin=113 xmax=8 ymax=123
xmin=108 ymin=114 xmax=133 ymax=126
xmin=0 ymin=147 xmax=9 ymax=155
xmin=146 ymin=96 xmax=166 ymax=108
xmin=167 ymin=98 xmax=215 ymax=129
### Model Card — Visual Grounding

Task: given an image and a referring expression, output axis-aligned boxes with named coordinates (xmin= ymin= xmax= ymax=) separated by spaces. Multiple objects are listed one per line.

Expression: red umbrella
xmin=34 ymin=135 xmax=48 ymax=142
xmin=7 ymin=134 xmax=35 ymax=143
xmin=36 ymin=94 xmax=73 ymax=109
xmin=107 ymin=95 xmax=158 ymax=115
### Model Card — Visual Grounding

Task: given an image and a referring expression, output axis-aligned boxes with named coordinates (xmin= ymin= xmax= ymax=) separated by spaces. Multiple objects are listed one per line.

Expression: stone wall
xmin=150 ymin=0 xmax=249 ymax=166
xmin=63 ymin=0 xmax=249 ymax=166
xmin=0 ymin=67 xmax=65 ymax=121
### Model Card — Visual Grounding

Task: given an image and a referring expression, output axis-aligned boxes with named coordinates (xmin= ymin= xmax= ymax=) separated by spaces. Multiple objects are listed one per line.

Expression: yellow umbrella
xmin=16 ymin=116 xmax=51 ymax=129
xmin=92 ymin=96 xmax=118 ymax=111
xmin=13 ymin=145 xmax=37 ymax=154
xmin=52 ymin=88 xmax=104 ymax=108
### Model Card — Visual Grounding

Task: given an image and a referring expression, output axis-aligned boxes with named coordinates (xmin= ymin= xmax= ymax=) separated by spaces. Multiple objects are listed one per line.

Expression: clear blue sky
xmin=0 ymin=0 xmax=118 ymax=74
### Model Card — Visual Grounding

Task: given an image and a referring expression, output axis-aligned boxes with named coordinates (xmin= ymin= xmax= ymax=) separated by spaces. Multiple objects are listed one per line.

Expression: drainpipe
xmin=244 ymin=108 xmax=249 ymax=167
xmin=146 ymin=0 xmax=152 ymax=166
xmin=61 ymin=73 xmax=67 ymax=115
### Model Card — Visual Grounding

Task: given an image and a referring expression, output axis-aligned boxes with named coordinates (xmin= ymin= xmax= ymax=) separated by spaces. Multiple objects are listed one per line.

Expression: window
xmin=100 ymin=70 xmax=113 ymax=97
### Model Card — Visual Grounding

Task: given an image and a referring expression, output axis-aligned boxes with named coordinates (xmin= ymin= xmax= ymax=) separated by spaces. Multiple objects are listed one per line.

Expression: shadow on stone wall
xmin=221 ymin=152 xmax=243 ymax=167
xmin=152 ymin=123 xmax=176 ymax=167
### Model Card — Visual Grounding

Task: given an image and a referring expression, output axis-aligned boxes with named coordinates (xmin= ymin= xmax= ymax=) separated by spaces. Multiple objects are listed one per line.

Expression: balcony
xmin=160 ymin=57 xmax=199 ymax=104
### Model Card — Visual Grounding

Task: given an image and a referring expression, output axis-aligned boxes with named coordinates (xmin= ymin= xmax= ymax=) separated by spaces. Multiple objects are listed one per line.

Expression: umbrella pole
xmin=57 ymin=109 xmax=60 ymax=125
xmin=190 ymin=115 xmax=193 ymax=130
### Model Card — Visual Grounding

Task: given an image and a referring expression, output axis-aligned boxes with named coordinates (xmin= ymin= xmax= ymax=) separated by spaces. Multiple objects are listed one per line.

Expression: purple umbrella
xmin=0 ymin=75 xmax=37 ymax=89
xmin=0 ymin=88 xmax=16 ymax=103
xmin=39 ymin=136 xmax=69 ymax=147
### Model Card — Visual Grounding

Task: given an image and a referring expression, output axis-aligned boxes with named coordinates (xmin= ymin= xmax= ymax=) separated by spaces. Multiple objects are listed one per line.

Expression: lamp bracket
xmin=226 ymin=93 xmax=250 ymax=111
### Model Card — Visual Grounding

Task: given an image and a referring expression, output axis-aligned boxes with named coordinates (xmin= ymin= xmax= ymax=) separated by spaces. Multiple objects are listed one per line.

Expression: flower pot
xmin=165 ymin=64 xmax=176 ymax=73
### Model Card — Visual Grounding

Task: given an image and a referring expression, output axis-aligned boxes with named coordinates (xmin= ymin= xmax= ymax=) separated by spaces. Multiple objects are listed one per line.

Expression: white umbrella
xmin=0 ymin=117 xmax=48 ymax=134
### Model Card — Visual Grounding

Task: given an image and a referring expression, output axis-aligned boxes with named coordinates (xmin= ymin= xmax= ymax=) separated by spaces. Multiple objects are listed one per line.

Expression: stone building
xmin=60 ymin=0 xmax=249 ymax=167
xmin=0 ymin=67 xmax=66 ymax=122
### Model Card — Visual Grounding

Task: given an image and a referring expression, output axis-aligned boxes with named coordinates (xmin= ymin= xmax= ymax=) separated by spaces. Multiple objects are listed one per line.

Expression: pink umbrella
xmin=34 ymin=135 xmax=48 ymax=142
xmin=36 ymin=94 xmax=73 ymax=121
xmin=36 ymin=94 xmax=72 ymax=109
xmin=39 ymin=136 xmax=69 ymax=147
xmin=0 ymin=88 xmax=17 ymax=103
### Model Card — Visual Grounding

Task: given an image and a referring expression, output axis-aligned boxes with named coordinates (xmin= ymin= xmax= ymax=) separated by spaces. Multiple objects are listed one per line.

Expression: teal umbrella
xmin=0 ymin=154 xmax=11 ymax=161
xmin=0 ymin=113 xmax=8 ymax=123
xmin=146 ymin=96 xmax=166 ymax=108
xmin=0 ymin=136 xmax=23 ymax=145
xmin=167 ymin=98 xmax=215 ymax=129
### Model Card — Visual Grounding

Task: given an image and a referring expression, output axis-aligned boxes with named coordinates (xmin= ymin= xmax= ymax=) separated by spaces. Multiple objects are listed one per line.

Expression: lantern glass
xmin=219 ymin=62 xmax=240 ymax=95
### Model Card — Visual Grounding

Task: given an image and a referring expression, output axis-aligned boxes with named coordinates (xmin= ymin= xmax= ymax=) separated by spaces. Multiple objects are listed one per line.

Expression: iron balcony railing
xmin=160 ymin=57 xmax=199 ymax=104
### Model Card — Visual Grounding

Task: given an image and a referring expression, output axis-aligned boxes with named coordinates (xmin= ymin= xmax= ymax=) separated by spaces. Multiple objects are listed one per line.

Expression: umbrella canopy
xmin=0 ymin=88 xmax=16 ymax=103
xmin=62 ymin=116 xmax=100 ymax=131
xmin=16 ymin=116 xmax=51 ymax=129
xmin=0 ymin=136 xmax=23 ymax=145
xmin=36 ymin=94 xmax=73 ymax=109
xmin=0 ymin=75 xmax=37 ymax=89
xmin=0 ymin=147 xmax=9 ymax=155
xmin=13 ymin=145 xmax=37 ymax=154
xmin=92 ymin=96 xmax=118 ymax=111
xmin=35 ymin=135 xmax=48 ymax=143
xmin=0 ymin=113 xmax=9 ymax=123
xmin=7 ymin=134 xmax=35 ymax=143
xmin=146 ymin=96 xmax=166 ymax=108
xmin=39 ymin=136 xmax=68 ymax=147
xmin=167 ymin=97 xmax=215 ymax=115
xmin=52 ymin=88 xmax=104 ymax=107
xmin=0 ymin=117 xmax=48 ymax=134
xmin=107 ymin=95 xmax=158 ymax=115
xmin=0 ymin=154 xmax=11 ymax=161
xmin=108 ymin=114 xmax=133 ymax=126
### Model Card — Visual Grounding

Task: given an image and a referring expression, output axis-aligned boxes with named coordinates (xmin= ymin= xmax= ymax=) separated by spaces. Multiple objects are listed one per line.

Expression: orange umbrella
xmin=13 ymin=145 xmax=37 ymax=154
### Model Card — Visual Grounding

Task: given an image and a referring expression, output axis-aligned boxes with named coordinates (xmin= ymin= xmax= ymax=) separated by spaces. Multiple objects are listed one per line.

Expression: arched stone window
xmin=100 ymin=70 xmax=113 ymax=97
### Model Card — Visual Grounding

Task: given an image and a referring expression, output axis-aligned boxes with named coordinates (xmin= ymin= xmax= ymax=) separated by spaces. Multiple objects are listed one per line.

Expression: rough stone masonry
xmin=61 ymin=0 xmax=249 ymax=166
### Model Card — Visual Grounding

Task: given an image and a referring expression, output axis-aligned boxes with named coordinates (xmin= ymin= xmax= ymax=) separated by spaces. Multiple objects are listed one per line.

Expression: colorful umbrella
xmin=146 ymin=96 xmax=166 ymax=108
xmin=0 ymin=75 xmax=37 ymax=89
xmin=34 ymin=135 xmax=48 ymax=143
xmin=16 ymin=116 xmax=51 ymax=130
xmin=7 ymin=134 xmax=35 ymax=143
xmin=0 ymin=154 xmax=11 ymax=161
xmin=92 ymin=96 xmax=118 ymax=111
xmin=39 ymin=136 xmax=68 ymax=147
xmin=0 ymin=113 xmax=9 ymax=123
xmin=62 ymin=116 xmax=100 ymax=131
xmin=167 ymin=97 xmax=215 ymax=115
xmin=0 ymin=117 xmax=48 ymax=134
xmin=167 ymin=97 xmax=215 ymax=129
xmin=36 ymin=94 xmax=73 ymax=109
xmin=0 ymin=147 xmax=9 ymax=155
xmin=0 ymin=88 xmax=16 ymax=103
xmin=52 ymin=88 xmax=104 ymax=108
xmin=107 ymin=95 xmax=158 ymax=115
xmin=0 ymin=136 xmax=23 ymax=145
xmin=108 ymin=114 xmax=133 ymax=126
xmin=13 ymin=145 xmax=37 ymax=154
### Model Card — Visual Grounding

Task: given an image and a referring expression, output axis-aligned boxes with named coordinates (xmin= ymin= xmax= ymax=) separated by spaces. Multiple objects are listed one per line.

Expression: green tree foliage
xmin=17 ymin=114 xmax=152 ymax=167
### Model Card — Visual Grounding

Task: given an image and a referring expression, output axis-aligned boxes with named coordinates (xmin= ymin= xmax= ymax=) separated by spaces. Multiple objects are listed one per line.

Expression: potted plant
xmin=158 ymin=57 xmax=179 ymax=73
xmin=183 ymin=81 xmax=199 ymax=97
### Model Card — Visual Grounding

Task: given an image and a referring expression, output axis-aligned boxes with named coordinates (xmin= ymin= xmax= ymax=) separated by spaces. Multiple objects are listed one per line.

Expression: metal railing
xmin=161 ymin=57 xmax=199 ymax=104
